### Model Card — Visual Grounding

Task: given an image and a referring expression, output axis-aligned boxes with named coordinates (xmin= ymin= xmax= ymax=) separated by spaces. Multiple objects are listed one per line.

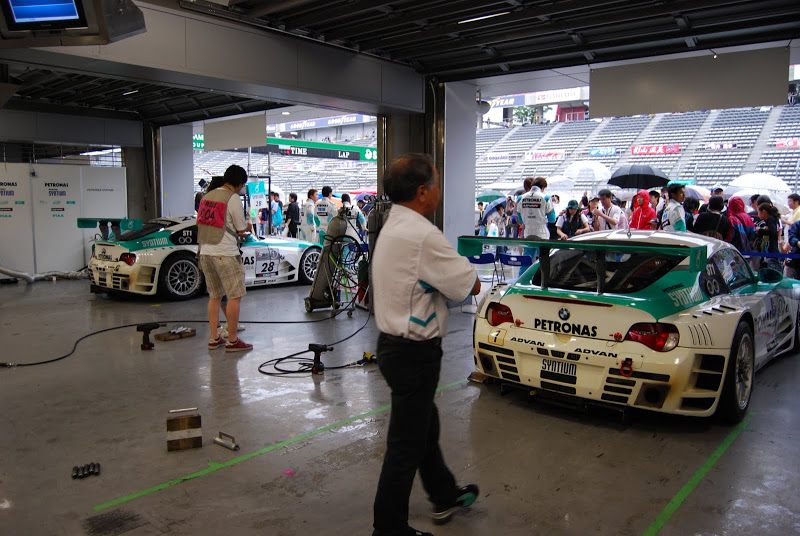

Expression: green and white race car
xmin=87 ymin=216 xmax=321 ymax=300
xmin=461 ymin=231 xmax=800 ymax=423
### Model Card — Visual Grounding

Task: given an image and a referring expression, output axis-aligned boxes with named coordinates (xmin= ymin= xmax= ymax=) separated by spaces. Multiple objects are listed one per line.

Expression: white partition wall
xmin=0 ymin=163 xmax=36 ymax=276
xmin=0 ymin=163 xmax=127 ymax=277
xmin=32 ymin=166 xmax=83 ymax=273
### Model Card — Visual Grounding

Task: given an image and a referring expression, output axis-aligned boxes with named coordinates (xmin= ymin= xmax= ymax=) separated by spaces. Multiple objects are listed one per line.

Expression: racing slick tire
xmin=298 ymin=247 xmax=321 ymax=285
xmin=717 ymin=321 xmax=755 ymax=424
xmin=159 ymin=252 xmax=205 ymax=301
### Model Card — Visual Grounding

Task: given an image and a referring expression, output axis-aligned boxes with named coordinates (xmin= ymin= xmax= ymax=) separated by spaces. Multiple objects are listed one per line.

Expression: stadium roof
xmin=206 ymin=0 xmax=800 ymax=81
xmin=0 ymin=0 xmax=799 ymax=127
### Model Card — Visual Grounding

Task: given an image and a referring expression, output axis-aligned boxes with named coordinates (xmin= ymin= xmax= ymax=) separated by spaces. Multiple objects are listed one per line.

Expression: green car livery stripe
xmin=506 ymin=269 xmax=705 ymax=320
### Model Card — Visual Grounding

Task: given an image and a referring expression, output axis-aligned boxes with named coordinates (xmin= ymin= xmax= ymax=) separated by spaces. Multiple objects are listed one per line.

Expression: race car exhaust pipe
xmin=635 ymin=383 xmax=670 ymax=409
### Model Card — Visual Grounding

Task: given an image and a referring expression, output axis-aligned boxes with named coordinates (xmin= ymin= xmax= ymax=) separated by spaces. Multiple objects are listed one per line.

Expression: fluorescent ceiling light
xmin=122 ymin=90 xmax=138 ymax=96
xmin=458 ymin=12 xmax=509 ymax=24
xmin=81 ymin=148 xmax=121 ymax=156
xmin=282 ymin=111 xmax=291 ymax=115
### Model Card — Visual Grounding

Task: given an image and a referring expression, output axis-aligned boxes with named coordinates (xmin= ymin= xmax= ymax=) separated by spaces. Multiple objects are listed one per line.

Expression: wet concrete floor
xmin=1 ymin=279 xmax=799 ymax=535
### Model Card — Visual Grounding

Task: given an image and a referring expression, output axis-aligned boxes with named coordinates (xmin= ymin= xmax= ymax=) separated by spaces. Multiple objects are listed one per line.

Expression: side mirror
xmin=758 ymin=268 xmax=783 ymax=283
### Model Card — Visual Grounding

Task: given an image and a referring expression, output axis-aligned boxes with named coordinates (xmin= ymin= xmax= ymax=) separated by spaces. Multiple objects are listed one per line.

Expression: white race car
xmin=87 ymin=216 xmax=321 ymax=300
xmin=461 ymin=231 xmax=800 ymax=423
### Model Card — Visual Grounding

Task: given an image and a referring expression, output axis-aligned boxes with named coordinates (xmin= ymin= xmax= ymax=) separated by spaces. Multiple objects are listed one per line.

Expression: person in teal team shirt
xmin=661 ymin=183 xmax=687 ymax=232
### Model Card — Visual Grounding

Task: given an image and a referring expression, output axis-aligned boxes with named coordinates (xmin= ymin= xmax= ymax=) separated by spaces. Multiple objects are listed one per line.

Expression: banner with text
xmin=524 ymin=150 xmax=566 ymax=160
xmin=266 ymin=138 xmax=378 ymax=161
xmin=631 ymin=144 xmax=681 ymax=155
xmin=589 ymin=147 xmax=617 ymax=157
xmin=776 ymin=139 xmax=800 ymax=148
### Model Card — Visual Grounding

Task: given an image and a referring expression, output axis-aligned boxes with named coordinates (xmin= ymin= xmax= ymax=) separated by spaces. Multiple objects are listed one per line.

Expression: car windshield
xmin=118 ymin=219 xmax=178 ymax=241
xmin=531 ymin=249 xmax=686 ymax=294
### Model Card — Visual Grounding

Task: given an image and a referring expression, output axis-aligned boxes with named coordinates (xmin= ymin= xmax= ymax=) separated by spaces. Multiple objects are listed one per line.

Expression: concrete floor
xmin=1 ymin=279 xmax=799 ymax=536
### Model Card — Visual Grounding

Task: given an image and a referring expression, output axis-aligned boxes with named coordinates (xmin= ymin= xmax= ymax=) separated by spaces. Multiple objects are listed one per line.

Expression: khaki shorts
xmin=199 ymin=255 xmax=246 ymax=300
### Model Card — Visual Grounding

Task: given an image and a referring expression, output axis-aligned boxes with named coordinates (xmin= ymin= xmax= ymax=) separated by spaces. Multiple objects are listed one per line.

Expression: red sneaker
xmin=208 ymin=337 xmax=226 ymax=350
xmin=225 ymin=338 xmax=253 ymax=352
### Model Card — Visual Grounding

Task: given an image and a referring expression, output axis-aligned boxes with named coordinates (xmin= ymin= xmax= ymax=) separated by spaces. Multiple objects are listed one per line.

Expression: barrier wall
xmin=0 ymin=163 xmax=127 ymax=277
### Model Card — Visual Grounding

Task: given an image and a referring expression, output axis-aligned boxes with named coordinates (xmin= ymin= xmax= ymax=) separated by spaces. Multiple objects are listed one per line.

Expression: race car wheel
xmin=299 ymin=247 xmax=321 ymax=285
xmin=159 ymin=253 xmax=204 ymax=300
xmin=717 ymin=321 xmax=755 ymax=424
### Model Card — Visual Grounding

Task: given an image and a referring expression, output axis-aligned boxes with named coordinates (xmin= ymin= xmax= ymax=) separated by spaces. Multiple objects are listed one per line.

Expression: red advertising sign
xmin=631 ymin=144 xmax=680 ymax=155
xmin=776 ymin=139 xmax=800 ymax=148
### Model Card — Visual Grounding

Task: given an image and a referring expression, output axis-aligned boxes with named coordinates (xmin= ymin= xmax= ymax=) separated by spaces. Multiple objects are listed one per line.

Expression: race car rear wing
xmin=78 ymin=218 xmax=142 ymax=241
xmin=457 ymin=236 xmax=707 ymax=293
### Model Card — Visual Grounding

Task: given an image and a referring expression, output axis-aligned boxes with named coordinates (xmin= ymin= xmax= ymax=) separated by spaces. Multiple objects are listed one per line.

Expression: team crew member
xmin=196 ymin=165 xmax=252 ymax=352
xmin=300 ymin=188 xmax=320 ymax=242
xmin=315 ymin=185 xmax=338 ymax=244
xmin=372 ymin=153 xmax=480 ymax=536
xmin=517 ymin=177 xmax=552 ymax=239
xmin=285 ymin=193 xmax=301 ymax=238
xmin=661 ymin=183 xmax=687 ymax=232
xmin=593 ymin=189 xmax=624 ymax=231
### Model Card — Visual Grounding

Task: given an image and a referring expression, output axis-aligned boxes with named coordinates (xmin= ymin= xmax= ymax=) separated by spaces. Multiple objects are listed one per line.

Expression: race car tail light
xmin=119 ymin=253 xmax=137 ymax=266
xmin=624 ymin=323 xmax=679 ymax=352
xmin=487 ymin=302 xmax=514 ymax=327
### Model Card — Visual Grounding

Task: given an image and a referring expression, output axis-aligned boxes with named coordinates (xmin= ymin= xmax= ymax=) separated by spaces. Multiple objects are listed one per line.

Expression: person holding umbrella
xmin=630 ymin=189 xmax=656 ymax=230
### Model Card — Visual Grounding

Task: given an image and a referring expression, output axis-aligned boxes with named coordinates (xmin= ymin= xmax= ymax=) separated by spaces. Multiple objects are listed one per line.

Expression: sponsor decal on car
xmin=142 ymin=237 xmax=169 ymax=248
xmin=541 ymin=358 xmax=577 ymax=376
xmin=488 ymin=328 xmax=506 ymax=345
xmin=533 ymin=318 xmax=598 ymax=337
xmin=575 ymin=348 xmax=617 ymax=357
xmin=508 ymin=336 xmax=544 ymax=346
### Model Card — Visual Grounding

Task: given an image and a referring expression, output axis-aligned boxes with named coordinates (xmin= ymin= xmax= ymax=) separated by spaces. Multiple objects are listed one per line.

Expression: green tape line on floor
xmin=93 ymin=378 xmax=468 ymax=511
xmin=641 ymin=413 xmax=752 ymax=536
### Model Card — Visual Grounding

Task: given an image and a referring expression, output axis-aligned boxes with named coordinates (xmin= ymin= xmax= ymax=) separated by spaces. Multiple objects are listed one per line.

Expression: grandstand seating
xmin=193 ymin=104 xmax=800 ymax=201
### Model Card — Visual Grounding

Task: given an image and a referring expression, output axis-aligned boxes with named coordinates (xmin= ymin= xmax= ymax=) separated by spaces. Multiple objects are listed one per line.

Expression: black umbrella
xmin=608 ymin=164 xmax=669 ymax=190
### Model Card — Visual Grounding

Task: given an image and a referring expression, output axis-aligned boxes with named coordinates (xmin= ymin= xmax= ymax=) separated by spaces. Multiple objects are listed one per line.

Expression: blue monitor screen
xmin=9 ymin=0 xmax=79 ymax=23
xmin=1 ymin=0 xmax=87 ymax=30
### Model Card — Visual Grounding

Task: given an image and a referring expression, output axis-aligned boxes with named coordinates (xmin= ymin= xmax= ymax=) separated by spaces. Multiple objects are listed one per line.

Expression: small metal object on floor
xmin=72 ymin=462 xmax=101 ymax=479
xmin=166 ymin=407 xmax=202 ymax=451
xmin=213 ymin=432 xmax=240 ymax=451
xmin=154 ymin=327 xmax=196 ymax=341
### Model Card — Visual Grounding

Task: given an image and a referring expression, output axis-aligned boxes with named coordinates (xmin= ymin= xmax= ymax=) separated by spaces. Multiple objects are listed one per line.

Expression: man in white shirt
xmin=315 ymin=185 xmax=338 ymax=244
xmin=517 ymin=177 xmax=552 ymax=239
xmin=372 ymin=153 xmax=480 ymax=536
xmin=593 ymin=189 xmax=624 ymax=231
xmin=300 ymin=188 xmax=320 ymax=242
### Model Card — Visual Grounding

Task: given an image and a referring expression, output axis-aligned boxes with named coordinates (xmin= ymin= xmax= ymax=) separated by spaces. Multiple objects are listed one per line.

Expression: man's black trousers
xmin=372 ymin=333 xmax=457 ymax=535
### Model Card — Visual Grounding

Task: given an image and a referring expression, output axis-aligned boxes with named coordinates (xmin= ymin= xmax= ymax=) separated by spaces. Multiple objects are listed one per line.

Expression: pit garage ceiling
xmin=1 ymin=0 xmax=800 ymax=126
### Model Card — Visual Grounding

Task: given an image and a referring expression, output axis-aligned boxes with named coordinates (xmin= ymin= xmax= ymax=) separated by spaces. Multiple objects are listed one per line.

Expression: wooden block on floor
xmin=154 ymin=329 xmax=197 ymax=341
xmin=166 ymin=413 xmax=202 ymax=451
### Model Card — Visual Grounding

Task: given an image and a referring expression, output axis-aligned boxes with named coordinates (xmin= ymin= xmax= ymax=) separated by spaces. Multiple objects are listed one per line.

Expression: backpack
xmin=728 ymin=214 xmax=751 ymax=253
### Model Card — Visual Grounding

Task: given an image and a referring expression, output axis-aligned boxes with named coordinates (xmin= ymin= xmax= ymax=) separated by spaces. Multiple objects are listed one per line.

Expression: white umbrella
xmin=726 ymin=173 xmax=791 ymax=196
xmin=725 ymin=188 xmax=790 ymax=215
xmin=545 ymin=175 xmax=576 ymax=191
xmin=563 ymin=161 xmax=611 ymax=190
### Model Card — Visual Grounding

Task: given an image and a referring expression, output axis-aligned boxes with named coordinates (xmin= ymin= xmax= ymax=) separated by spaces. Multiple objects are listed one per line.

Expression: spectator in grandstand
xmin=300 ymin=188 xmax=320 ymax=242
xmin=782 ymin=193 xmax=800 ymax=226
xmin=270 ymin=192 xmax=283 ymax=235
xmin=748 ymin=194 xmax=761 ymax=219
xmin=285 ymin=193 xmax=301 ymax=238
xmin=727 ymin=196 xmax=755 ymax=253
xmin=518 ymin=177 xmax=552 ymax=240
xmin=784 ymin=220 xmax=800 ymax=278
xmin=584 ymin=194 xmax=600 ymax=230
xmin=630 ymin=190 xmax=657 ymax=230
xmin=660 ymin=183 xmax=687 ymax=232
xmin=556 ymin=200 xmax=590 ymax=239
xmin=593 ymin=189 xmax=624 ymax=231
xmin=757 ymin=203 xmax=782 ymax=272
xmin=476 ymin=201 xmax=485 ymax=236
xmin=649 ymin=190 xmax=660 ymax=210
xmin=257 ymin=206 xmax=268 ymax=237
xmin=692 ymin=196 xmax=731 ymax=240
xmin=683 ymin=198 xmax=701 ymax=232
xmin=486 ymin=204 xmax=506 ymax=237
xmin=315 ymin=185 xmax=338 ymax=244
